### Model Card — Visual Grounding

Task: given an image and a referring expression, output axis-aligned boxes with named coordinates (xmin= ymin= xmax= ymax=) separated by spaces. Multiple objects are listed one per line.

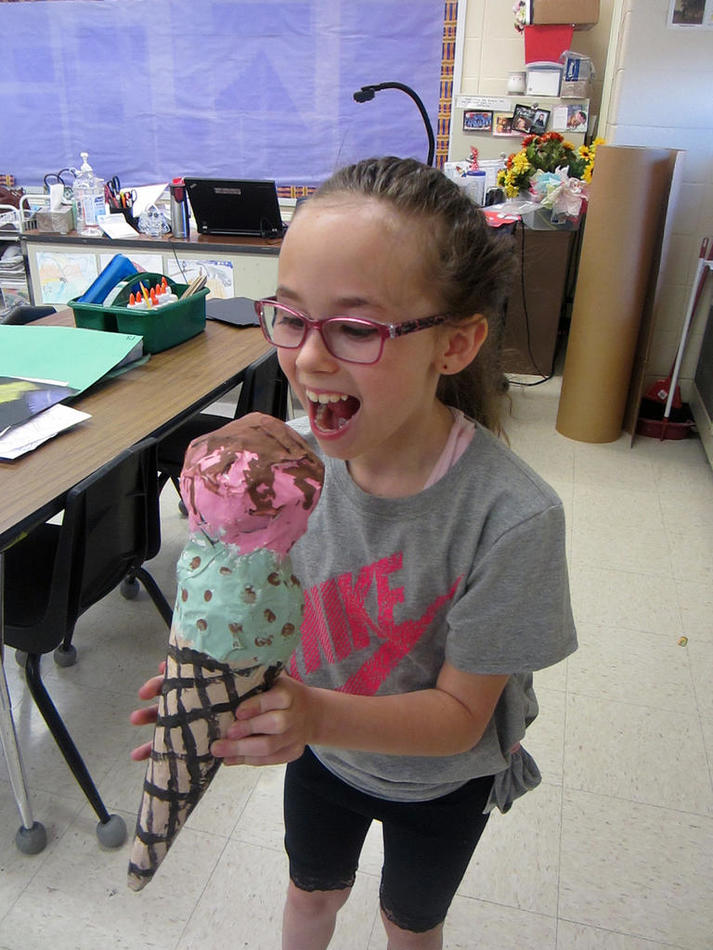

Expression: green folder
xmin=0 ymin=325 xmax=144 ymax=393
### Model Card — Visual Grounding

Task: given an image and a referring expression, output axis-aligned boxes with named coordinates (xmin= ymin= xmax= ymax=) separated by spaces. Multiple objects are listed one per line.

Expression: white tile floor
xmin=1 ymin=376 xmax=712 ymax=950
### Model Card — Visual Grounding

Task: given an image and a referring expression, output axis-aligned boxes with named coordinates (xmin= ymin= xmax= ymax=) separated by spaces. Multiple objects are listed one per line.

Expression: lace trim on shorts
xmin=290 ymin=870 xmax=356 ymax=892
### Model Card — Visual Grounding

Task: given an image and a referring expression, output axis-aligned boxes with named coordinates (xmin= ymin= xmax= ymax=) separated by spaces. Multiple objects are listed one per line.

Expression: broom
xmin=643 ymin=236 xmax=713 ymax=412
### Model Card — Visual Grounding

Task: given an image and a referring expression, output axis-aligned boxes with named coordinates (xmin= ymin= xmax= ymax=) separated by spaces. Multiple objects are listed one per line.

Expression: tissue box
xmin=34 ymin=207 xmax=75 ymax=235
xmin=530 ymin=0 xmax=599 ymax=28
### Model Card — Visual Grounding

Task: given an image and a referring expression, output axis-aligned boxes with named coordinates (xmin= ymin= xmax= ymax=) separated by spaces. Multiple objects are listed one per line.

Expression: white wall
xmin=457 ymin=0 xmax=713 ymax=388
xmin=604 ymin=0 xmax=713 ymax=386
xmin=459 ymin=0 xmax=615 ymax=120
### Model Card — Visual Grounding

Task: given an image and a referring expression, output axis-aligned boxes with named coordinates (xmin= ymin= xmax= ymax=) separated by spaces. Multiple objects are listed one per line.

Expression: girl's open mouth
xmin=305 ymin=389 xmax=360 ymax=435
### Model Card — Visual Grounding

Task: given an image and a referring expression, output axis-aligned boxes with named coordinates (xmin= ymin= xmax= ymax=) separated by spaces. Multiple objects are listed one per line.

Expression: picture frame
xmin=462 ymin=110 xmax=493 ymax=132
xmin=509 ymin=105 xmax=550 ymax=136
xmin=531 ymin=108 xmax=550 ymax=134
xmin=511 ymin=104 xmax=536 ymax=134
xmin=493 ymin=112 xmax=517 ymax=136
xmin=667 ymin=0 xmax=713 ymax=28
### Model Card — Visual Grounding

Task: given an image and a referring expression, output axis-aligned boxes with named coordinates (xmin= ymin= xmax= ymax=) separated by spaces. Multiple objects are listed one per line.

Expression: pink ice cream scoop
xmin=179 ymin=412 xmax=324 ymax=555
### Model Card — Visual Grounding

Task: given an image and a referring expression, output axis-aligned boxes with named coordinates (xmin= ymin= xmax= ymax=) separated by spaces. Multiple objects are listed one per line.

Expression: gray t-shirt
xmin=287 ymin=416 xmax=577 ymax=802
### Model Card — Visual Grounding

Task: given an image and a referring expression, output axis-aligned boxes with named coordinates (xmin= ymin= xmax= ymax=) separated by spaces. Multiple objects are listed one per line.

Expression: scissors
xmin=44 ymin=169 xmax=76 ymax=202
xmin=120 ymin=188 xmax=137 ymax=210
xmin=105 ymin=176 xmax=122 ymax=209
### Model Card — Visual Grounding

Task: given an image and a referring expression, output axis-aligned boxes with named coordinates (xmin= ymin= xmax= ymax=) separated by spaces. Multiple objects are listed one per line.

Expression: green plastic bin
xmin=70 ymin=272 xmax=208 ymax=353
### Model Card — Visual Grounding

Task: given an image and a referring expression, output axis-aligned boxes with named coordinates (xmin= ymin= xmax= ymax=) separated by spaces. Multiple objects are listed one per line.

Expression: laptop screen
xmin=184 ymin=178 xmax=284 ymax=238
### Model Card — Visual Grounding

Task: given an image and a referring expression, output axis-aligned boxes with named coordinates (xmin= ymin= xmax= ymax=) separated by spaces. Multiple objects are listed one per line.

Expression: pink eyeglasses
xmin=254 ymin=298 xmax=451 ymax=365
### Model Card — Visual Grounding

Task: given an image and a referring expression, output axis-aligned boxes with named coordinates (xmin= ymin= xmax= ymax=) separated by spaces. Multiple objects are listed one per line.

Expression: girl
xmin=133 ymin=156 xmax=576 ymax=949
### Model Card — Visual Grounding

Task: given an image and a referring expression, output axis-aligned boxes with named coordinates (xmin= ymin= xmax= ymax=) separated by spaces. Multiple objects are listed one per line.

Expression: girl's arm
xmin=210 ymin=664 xmax=509 ymax=767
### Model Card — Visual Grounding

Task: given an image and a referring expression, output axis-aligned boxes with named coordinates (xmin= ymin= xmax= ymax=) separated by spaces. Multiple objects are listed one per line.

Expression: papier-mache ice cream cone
xmin=127 ymin=412 xmax=324 ymax=891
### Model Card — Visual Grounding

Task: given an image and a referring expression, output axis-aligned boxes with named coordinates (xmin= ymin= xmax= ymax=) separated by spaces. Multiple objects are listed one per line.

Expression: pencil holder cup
xmin=108 ymin=205 xmax=140 ymax=231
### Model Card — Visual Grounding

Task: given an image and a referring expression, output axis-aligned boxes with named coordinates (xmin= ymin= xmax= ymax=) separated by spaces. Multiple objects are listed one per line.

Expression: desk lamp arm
xmin=353 ymin=82 xmax=435 ymax=167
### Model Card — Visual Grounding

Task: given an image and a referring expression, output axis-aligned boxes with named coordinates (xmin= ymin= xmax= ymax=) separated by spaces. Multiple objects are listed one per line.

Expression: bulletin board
xmin=0 ymin=0 xmax=447 ymax=190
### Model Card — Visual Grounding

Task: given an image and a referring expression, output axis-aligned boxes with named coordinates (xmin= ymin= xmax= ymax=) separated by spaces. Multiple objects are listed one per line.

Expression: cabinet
xmin=21 ymin=231 xmax=280 ymax=306
xmin=502 ymin=227 xmax=576 ymax=376
xmin=21 ymin=225 xmax=574 ymax=379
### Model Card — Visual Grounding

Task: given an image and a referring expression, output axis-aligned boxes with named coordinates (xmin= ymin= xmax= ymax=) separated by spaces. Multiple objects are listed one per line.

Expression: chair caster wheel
xmin=96 ymin=814 xmax=127 ymax=849
xmin=16 ymin=821 xmax=47 ymax=855
xmin=120 ymin=576 xmax=140 ymax=600
xmin=54 ymin=644 xmax=77 ymax=667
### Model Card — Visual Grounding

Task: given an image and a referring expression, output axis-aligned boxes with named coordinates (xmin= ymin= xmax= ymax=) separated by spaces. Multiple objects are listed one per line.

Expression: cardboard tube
xmin=556 ymin=146 xmax=675 ymax=443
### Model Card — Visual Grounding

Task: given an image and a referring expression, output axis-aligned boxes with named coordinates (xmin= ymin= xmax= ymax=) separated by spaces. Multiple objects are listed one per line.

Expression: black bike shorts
xmin=283 ymin=746 xmax=493 ymax=934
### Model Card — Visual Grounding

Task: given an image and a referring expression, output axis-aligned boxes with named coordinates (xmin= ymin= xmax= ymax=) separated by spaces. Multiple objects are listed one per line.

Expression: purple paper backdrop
xmin=0 ymin=0 xmax=444 ymax=188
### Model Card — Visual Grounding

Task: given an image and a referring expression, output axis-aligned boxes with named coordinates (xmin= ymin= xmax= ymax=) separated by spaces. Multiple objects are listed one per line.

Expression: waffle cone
xmin=127 ymin=629 xmax=281 ymax=891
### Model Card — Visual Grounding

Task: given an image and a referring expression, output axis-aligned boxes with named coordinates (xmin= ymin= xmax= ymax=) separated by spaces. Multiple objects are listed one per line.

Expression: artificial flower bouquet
xmin=530 ymin=168 xmax=588 ymax=224
xmin=513 ymin=1 xmax=528 ymax=32
xmin=496 ymin=132 xmax=604 ymax=227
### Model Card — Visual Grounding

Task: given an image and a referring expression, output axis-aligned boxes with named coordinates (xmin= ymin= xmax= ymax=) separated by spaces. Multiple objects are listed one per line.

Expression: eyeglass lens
xmin=260 ymin=302 xmax=384 ymax=363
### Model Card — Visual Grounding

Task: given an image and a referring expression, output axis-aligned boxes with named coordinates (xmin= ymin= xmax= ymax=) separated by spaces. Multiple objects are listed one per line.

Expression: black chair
xmin=3 ymin=438 xmax=173 ymax=848
xmin=156 ymin=348 xmax=288 ymax=511
xmin=0 ymin=304 xmax=56 ymax=325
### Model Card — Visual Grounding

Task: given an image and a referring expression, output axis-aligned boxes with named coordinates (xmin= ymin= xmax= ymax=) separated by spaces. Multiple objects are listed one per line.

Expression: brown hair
xmin=300 ymin=156 xmax=517 ymax=434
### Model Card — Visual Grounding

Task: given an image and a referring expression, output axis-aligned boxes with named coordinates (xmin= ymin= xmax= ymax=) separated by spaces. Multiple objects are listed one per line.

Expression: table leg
xmin=0 ymin=551 xmax=47 ymax=854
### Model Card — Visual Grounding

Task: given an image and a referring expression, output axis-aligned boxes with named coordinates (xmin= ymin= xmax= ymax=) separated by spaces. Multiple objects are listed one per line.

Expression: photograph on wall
xmin=462 ymin=110 xmax=493 ymax=132
xmin=531 ymin=108 xmax=550 ymax=134
xmin=552 ymin=102 xmax=589 ymax=133
xmin=566 ymin=104 xmax=589 ymax=131
xmin=493 ymin=112 xmax=517 ymax=136
xmin=667 ymin=0 xmax=713 ymax=27
xmin=511 ymin=104 xmax=536 ymax=133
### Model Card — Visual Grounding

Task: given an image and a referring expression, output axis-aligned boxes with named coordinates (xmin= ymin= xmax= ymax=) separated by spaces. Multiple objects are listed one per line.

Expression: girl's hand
xmin=211 ymin=673 xmax=316 ymax=767
xmin=129 ymin=662 xmax=165 ymax=762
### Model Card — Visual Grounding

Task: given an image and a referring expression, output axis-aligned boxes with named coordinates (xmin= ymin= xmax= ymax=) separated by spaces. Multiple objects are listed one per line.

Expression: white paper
xmin=0 ymin=403 xmax=91 ymax=460
xmin=37 ymin=250 xmax=98 ymax=305
xmin=97 ymin=213 xmax=140 ymax=239
xmin=49 ymin=183 xmax=64 ymax=211
xmin=455 ymin=95 xmax=509 ymax=111
xmin=132 ymin=183 xmax=169 ymax=217
xmin=166 ymin=258 xmax=235 ymax=298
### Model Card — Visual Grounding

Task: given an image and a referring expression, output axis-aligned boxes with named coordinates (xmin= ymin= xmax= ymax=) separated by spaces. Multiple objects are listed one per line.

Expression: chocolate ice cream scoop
xmin=180 ymin=412 xmax=323 ymax=555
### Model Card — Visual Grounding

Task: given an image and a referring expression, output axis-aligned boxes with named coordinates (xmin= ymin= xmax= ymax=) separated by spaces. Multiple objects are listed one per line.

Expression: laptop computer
xmin=184 ymin=178 xmax=285 ymax=238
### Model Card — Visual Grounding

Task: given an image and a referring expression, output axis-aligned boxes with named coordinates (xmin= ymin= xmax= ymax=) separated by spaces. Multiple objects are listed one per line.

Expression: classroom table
xmin=0 ymin=310 xmax=271 ymax=852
